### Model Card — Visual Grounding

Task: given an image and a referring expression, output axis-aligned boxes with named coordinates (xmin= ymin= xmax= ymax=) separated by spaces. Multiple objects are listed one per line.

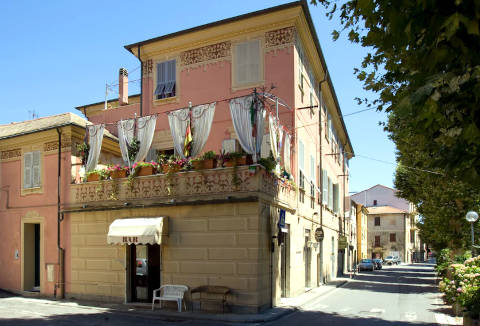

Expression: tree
xmin=313 ymin=0 xmax=480 ymax=186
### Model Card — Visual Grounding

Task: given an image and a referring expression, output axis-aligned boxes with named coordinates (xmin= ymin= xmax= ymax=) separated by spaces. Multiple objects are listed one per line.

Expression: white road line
xmin=370 ymin=308 xmax=385 ymax=314
xmin=405 ymin=311 xmax=417 ymax=321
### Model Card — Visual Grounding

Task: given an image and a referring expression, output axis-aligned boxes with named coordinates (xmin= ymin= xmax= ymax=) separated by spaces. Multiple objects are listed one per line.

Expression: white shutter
xmin=32 ymin=151 xmax=41 ymax=187
xmin=261 ymin=133 xmax=270 ymax=158
xmin=235 ymin=42 xmax=248 ymax=85
xmin=284 ymin=135 xmax=291 ymax=173
xmin=24 ymin=152 xmax=32 ymax=189
xmin=328 ymin=177 xmax=333 ymax=210
xmin=298 ymin=140 xmax=304 ymax=170
xmin=333 ymin=183 xmax=339 ymax=213
xmin=247 ymin=40 xmax=260 ymax=83
xmin=310 ymin=155 xmax=315 ymax=182
xmin=322 ymin=169 xmax=328 ymax=204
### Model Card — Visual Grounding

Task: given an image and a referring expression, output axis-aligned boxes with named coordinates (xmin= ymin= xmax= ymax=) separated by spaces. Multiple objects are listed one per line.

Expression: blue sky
xmin=0 ymin=1 xmax=396 ymax=193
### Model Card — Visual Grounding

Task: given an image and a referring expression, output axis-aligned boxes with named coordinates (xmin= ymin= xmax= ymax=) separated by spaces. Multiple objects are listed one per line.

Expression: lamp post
xmin=466 ymin=211 xmax=479 ymax=255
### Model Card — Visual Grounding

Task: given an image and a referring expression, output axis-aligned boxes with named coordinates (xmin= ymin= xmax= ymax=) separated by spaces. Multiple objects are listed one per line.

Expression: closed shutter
xmin=328 ymin=114 xmax=332 ymax=142
xmin=328 ymin=177 xmax=333 ymax=210
xmin=155 ymin=60 xmax=176 ymax=98
xmin=24 ymin=152 xmax=33 ymax=189
xmin=333 ymin=183 xmax=339 ymax=213
xmin=310 ymin=155 xmax=315 ymax=183
xmin=32 ymin=151 xmax=41 ymax=187
xmin=322 ymin=169 xmax=328 ymax=204
xmin=298 ymin=140 xmax=304 ymax=171
xmin=261 ymin=133 xmax=270 ymax=158
xmin=235 ymin=40 xmax=260 ymax=85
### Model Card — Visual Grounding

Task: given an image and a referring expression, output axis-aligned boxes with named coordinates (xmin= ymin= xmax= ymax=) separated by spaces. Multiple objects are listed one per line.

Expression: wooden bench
xmin=152 ymin=284 xmax=188 ymax=312
xmin=191 ymin=285 xmax=230 ymax=313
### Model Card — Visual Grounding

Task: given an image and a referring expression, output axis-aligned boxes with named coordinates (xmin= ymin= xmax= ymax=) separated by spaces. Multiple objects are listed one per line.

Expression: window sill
xmin=231 ymin=80 xmax=265 ymax=92
xmin=21 ymin=186 xmax=43 ymax=196
xmin=153 ymin=96 xmax=179 ymax=105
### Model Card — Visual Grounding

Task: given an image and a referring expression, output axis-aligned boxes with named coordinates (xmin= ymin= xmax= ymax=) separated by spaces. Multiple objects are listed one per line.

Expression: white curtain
xmin=117 ymin=119 xmax=135 ymax=166
xmin=167 ymin=103 xmax=216 ymax=158
xmin=191 ymin=103 xmax=215 ymax=157
xmin=229 ymin=95 xmax=265 ymax=162
xmin=135 ymin=115 xmax=157 ymax=162
xmin=167 ymin=108 xmax=189 ymax=158
xmin=284 ymin=133 xmax=291 ymax=173
xmin=269 ymin=115 xmax=278 ymax=159
xmin=85 ymin=124 xmax=104 ymax=172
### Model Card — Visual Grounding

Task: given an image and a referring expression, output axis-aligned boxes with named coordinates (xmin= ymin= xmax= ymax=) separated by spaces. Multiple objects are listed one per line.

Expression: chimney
xmin=119 ymin=67 xmax=128 ymax=106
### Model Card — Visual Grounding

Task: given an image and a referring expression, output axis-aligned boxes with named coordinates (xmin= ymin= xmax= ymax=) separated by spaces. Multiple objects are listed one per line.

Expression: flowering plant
xmin=131 ymin=161 xmax=158 ymax=170
xmin=106 ymin=164 xmax=129 ymax=172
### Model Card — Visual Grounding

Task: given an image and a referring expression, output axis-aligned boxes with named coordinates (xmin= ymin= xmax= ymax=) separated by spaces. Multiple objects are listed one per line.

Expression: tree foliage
xmin=313 ymin=0 xmax=480 ymax=185
xmin=312 ymin=0 xmax=480 ymax=250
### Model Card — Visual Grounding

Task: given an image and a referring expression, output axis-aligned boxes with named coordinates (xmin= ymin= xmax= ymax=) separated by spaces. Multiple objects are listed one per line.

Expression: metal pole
xmin=472 ymin=222 xmax=475 ymax=256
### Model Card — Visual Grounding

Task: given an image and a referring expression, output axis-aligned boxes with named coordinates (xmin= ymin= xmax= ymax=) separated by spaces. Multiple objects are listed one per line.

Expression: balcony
xmin=68 ymin=165 xmax=296 ymax=211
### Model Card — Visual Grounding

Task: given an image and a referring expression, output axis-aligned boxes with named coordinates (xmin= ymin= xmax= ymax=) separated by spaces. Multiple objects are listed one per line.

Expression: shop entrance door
xmin=24 ymin=223 xmax=40 ymax=291
xmin=129 ymin=244 xmax=161 ymax=302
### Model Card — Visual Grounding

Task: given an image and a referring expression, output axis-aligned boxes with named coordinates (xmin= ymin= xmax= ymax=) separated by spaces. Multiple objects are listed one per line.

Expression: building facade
xmin=351 ymin=185 xmax=421 ymax=263
xmin=0 ymin=1 xmax=355 ymax=313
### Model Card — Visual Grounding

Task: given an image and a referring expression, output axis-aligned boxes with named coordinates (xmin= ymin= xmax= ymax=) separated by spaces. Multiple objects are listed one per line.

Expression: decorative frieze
xmin=265 ymin=26 xmax=295 ymax=48
xmin=0 ymin=148 xmax=21 ymax=161
xmin=180 ymin=41 xmax=231 ymax=67
xmin=44 ymin=140 xmax=72 ymax=153
xmin=143 ymin=59 xmax=153 ymax=75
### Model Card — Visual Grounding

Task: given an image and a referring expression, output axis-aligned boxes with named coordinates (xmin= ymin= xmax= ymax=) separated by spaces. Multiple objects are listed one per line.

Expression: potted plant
xmin=191 ymin=157 xmax=204 ymax=170
xmin=132 ymin=161 xmax=158 ymax=177
xmin=201 ymin=150 xmax=217 ymax=169
xmin=107 ymin=164 xmax=129 ymax=179
xmin=258 ymin=153 xmax=277 ymax=173
xmin=86 ymin=168 xmax=108 ymax=182
xmin=224 ymin=152 xmax=246 ymax=167
xmin=76 ymin=142 xmax=89 ymax=166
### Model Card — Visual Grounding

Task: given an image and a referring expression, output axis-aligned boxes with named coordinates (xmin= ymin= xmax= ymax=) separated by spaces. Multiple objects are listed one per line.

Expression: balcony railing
xmin=68 ymin=165 xmax=296 ymax=210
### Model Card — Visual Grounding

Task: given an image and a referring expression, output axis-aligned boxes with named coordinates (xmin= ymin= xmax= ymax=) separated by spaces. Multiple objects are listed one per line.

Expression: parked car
xmin=358 ymin=259 xmax=375 ymax=271
xmin=384 ymin=256 xmax=396 ymax=265
xmin=393 ymin=256 xmax=401 ymax=265
xmin=373 ymin=258 xmax=383 ymax=269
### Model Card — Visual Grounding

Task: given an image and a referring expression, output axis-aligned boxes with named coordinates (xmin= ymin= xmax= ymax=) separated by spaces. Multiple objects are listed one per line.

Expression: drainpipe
xmin=138 ymin=45 xmax=143 ymax=117
xmin=55 ymin=128 xmax=65 ymax=299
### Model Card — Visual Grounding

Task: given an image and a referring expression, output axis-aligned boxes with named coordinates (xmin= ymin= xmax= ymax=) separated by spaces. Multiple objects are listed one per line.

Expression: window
xmin=390 ymin=233 xmax=396 ymax=242
xmin=322 ymin=169 xmax=328 ymax=205
xmin=298 ymin=140 xmax=305 ymax=171
xmin=333 ymin=183 xmax=340 ymax=213
xmin=374 ymin=236 xmax=381 ymax=247
xmin=374 ymin=216 xmax=381 ymax=226
xmin=328 ymin=177 xmax=333 ymax=210
xmin=310 ymin=155 xmax=315 ymax=182
xmin=24 ymin=151 xmax=41 ymax=189
xmin=155 ymin=60 xmax=176 ymax=99
xmin=410 ymin=230 xmax=415 ymax=243
xmin=309 ymin=89 xmax=314 ymax=117
xmin=234 ymin=39 xmax=261 ymax=86
xmin=327 ymin=114 xmax=332 ymax=142
xmin=373 ymin=199 xmax=377 ymax=206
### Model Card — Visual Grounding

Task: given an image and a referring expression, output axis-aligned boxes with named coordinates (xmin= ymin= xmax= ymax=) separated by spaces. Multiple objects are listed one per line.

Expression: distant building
xmin=351 ymin=185 xmax=421 ymax=263
xmin=353 ymin=201 xmax=368 ymax=261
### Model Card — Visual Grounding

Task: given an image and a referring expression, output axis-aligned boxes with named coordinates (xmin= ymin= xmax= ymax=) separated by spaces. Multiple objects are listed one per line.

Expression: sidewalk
xmin=0 ymin=277 xmax=351 ymax=324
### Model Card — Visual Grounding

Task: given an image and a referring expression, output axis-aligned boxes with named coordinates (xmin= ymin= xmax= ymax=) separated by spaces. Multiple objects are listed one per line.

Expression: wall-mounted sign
xmin=315 ymin=227 xmax=324 ymax=242
xmin=338 ymin=235 xmax=348 ymax=249
xmin=278 ymin=209 xmax=286 ymax=228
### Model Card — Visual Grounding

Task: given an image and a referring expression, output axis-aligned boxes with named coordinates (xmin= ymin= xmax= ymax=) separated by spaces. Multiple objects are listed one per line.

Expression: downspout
xmin=138 ymin=45 xmax=143 ymax=117
xmin=55 ymin=128 xmax=65 ymax=299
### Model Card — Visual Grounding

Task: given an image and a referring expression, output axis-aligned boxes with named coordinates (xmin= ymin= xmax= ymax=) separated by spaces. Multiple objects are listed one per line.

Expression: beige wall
xmin=367 ymin=213 xmax=408 ymax=261
xmin=67 ymin=202 xmax=274 ymax=312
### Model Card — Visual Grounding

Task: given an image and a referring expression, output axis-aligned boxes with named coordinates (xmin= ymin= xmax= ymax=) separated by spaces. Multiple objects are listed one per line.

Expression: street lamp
xmin=466 ymin=211 xmax=479 ymax=255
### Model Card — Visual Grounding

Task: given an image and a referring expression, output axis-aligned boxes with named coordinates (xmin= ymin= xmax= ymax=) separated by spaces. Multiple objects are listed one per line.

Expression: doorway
xmin=128 ymin=244 xmax=161 ymax=302
xmin=280 ymin=225 xmax=290 ymax=297
xmin=337 ymin=249 xmax=345 ymax=277
xmin=24 ymin=223 xmax=40 ymax=291
xmin=304 ymin=230 xmax=311 ymax=289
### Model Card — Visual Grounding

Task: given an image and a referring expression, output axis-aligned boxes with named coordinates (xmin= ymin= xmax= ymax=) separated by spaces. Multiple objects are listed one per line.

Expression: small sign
xmin=338 ymin=235 xmax=348 ymax=249
xmin=315 ymin=227 xmax=324 ymax=242
xmin=278 ymin=209 xmax=286 ymax=228
xmin=122 ymin=236 xmax=138 ymax=243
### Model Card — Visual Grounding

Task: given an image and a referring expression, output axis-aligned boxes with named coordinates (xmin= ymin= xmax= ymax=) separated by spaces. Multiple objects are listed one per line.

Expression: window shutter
xmin=322 ymin=169 xmax=328 ymax=204
xmin=235 ymin=42 xmax=248 ymax=85
xmin=310 ymin=155 xmax=315 ymax=183
xmin=328 ymin=177 xmax=333 ymax=210
xmin=247 ymin=40 xmax=260 ymax=83
xmin=261 ymin=133 xmax=270 ymax=158
xmin=32 ymin=151 xmax=41 ymax=187
xmin=298 ymin=140 xmax=304 ymax=171
xmin=24 ymin=152 xmax=32 ymax=189
xmin=328 ymin=114 xmax=332 ymax=142
xmin=155 ymin=62 xmax=166 ymax=96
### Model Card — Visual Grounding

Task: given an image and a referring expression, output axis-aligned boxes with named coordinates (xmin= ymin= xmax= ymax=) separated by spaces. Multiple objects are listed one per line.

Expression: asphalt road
xmin=266 ymin=263 xmax=447 ymax=326
xmin=0 ymin=264 xmax=451 ymax=325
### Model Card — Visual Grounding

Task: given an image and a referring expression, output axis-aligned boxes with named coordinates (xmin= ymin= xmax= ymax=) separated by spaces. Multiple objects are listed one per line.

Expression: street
xmin=0 ymin=264 xmax=454 ymax=326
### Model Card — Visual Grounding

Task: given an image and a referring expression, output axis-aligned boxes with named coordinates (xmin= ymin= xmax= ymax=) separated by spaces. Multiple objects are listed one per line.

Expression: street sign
xmin=315 ymin=227 xmax=324 ymax=242
xmin=338 ymin=235 xmax=348 ymax=249
xmin=278 ymin=209 xmax=286 ymax=228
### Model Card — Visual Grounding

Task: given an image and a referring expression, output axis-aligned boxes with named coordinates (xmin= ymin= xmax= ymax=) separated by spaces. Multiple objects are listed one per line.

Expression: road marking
xmin=370 ymin=308 xmax=385 ymax=314
xmin=405 ymin=311 xmax=417 ymax=321
xmin=340 ymin=307 xmax=351 ymax=312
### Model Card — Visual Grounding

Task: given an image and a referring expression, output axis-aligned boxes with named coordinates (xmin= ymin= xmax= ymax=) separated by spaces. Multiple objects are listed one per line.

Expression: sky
xmin=0 ymin=1 xmax=397 ymax=193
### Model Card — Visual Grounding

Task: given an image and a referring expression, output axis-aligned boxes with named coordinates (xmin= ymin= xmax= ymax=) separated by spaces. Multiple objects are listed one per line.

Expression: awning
xmin=107 ymin=217 xmax=168 ymax=245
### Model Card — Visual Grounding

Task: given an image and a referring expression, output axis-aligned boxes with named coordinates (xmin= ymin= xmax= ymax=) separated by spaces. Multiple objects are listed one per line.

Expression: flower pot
xmin=87 ymin=173 xmax=100 ymax=182
xmin=236 ymin=156 xmax=247 ymax=166
xmin=110 ymin=170 xmax=127 ymax=179
xmin=161 ymin=164 xmax=169 ymax=174
xmin=224 ymin=160 xmax=235 ymax=167
xmin=137 ymin=166 xmax=155 ymax=176
xmin=452 ymin=302 xmax=463 ymax=316
xmin=168 ymin=166 xmax=181 ymax=174
xmin=192 ymin=160 xmax=203 ymax=170
xmin=203 ymin=158 xmax=216 ymax=169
